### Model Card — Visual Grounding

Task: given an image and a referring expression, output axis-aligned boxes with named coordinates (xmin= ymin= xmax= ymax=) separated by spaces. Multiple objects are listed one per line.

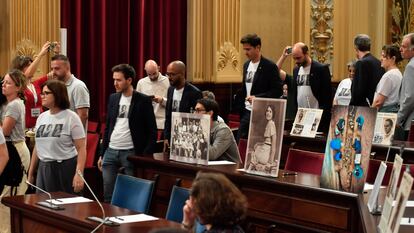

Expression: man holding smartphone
xmin=136 ymin=60 xmax=169 ymax=131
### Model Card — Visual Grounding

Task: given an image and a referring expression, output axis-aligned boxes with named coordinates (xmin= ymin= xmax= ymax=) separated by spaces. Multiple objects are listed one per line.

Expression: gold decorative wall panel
xmin=310 ymin=0 xmax=333 ymax=66
xmin=187 ymin=0 xmax=241 ymax=83
xmin=0 ymin=0 xmax=60 ymax=77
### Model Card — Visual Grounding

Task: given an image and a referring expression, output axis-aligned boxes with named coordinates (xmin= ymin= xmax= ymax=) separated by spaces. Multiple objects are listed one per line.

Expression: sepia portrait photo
xmin=244 ymin=98 xmax=286 ymax=177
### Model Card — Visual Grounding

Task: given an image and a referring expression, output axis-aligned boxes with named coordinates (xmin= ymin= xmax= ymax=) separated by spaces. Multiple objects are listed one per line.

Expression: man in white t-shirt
xmin=163 ymin=61 xmax=202 ymax=152
xmin=51 ymin=54 xmax=90 ymax=129
xmin=290 ymin=42 xmax=332 ymax=132
xmin=235 ymin=34 xmax=282 ymax=141
xmin=136 ymin=60 xmax=169 ymax=130
xmin=97 ymin=64 xmax=157 ymax=202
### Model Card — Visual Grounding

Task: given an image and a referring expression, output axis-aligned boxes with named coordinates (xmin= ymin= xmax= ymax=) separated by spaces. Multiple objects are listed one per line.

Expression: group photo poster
xmin=169 ymin=112 xmax=211 ymax=165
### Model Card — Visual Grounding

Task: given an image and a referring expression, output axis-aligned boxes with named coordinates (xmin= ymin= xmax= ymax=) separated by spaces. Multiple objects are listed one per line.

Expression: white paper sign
xmin=367 ymin=161 xmax=387 ymax=212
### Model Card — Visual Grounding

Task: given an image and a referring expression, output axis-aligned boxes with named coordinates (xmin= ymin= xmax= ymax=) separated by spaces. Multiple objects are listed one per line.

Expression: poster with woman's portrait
xmin=244 ymin=98 xmax=286 ymax=177
xmin=372 ymin=113 xmax=397 ymax=145
xmin=169 ymin=112 xmax=210 ymax=165
xmin=320 ymin=105 xmax=377 ymax=193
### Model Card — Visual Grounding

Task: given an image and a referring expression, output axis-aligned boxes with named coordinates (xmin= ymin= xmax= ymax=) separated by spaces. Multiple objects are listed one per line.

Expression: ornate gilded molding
xmin=310 ymin=0 xmax=333 ymax=65
xmin=14 ymin=38 xmax=38 ymax=59
xmin=217 ymin=42 xmax=239 ymax=72
xmin=390 ymin=0 xmax=412 ymax=44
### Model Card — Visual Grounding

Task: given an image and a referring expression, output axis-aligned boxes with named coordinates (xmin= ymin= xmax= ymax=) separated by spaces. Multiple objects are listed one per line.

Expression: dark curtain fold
xmin=61 ymin=0 xmax=187 ymax=122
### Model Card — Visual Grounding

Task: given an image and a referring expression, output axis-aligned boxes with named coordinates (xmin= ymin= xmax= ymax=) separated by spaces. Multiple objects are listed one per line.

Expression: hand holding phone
xmin=286 ymin=47 xmax=292 ymax=55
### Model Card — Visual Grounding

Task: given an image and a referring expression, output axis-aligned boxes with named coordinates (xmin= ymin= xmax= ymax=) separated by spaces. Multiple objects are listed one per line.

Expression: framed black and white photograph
xmin=244 ymin=98 xmax=286 ymax=177
xmin=373 ymin=112 xmax=397 ymax=145
xmin=169 ymin=112 xmax=210 ymax=165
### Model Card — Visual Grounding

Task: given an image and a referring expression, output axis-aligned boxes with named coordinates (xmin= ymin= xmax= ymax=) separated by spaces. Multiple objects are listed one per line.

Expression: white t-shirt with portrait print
xmin=172 ymin=88 xmax=184 ymax=112
xmin=35 ymin=109 xmax=85 ymax=161
xmin=0 ymin=128 xmax=5 ymax=144
xmin=109 ymin=94 xmax=133 ymax=150
xmin=245 ymin=61 xmax=259 ymax=111
xmin=296 ymin=65 xmax=319 ymax=108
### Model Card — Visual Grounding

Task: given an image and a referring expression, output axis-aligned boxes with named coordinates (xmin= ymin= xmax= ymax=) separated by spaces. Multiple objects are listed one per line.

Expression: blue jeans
xmin=102 ymin=147 xmax=135 ymax=202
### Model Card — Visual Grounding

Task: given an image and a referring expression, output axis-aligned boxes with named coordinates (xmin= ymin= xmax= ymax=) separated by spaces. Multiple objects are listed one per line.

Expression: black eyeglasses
xmin=40 ymin=91 xmax=53 ymax=97
xmin=166 ymin=72 xmax=179 ymax=77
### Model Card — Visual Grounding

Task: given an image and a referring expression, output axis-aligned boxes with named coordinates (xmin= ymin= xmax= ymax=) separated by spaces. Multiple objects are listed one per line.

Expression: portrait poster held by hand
xmin=290 ymin=107 xmax=323 ymax=138
xmin=321 ymin=105 xmax=377 ymax=193
xmin=244 ymin=98 xmax=286 ymax=177
xmin=169 ymin=112 xmax=210 ymax=165
xmin=372 ymin=112 xmax=397 ymax=145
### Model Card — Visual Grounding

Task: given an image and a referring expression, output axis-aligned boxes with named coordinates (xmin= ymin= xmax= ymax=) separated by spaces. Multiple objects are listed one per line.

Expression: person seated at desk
xmin=194 ymin=98 xmax=241 ymax=163
xmin=182 ymin=172 xmax=248 ymax=233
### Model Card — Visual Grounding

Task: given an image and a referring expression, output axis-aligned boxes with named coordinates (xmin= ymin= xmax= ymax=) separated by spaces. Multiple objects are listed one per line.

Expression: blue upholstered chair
xmin=165 ymin=186 xmax=190 ymax=223
xmin=111 ymin=174 xmax=155 ymax=214
xmin=165 ymin=185 xmax=206 ymax=232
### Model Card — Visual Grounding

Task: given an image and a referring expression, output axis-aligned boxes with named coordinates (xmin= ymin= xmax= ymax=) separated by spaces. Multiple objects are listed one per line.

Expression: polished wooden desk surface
xmin=130 ymin=153 xmax=362 ymax=233
xmin=2 ymin=192 xmax=181 ymax=233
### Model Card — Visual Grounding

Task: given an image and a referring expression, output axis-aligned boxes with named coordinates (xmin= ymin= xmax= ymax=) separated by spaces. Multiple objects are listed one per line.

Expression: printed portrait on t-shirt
xmin=36 ymin=124 xmax=64 ymax=137
xmin=118 ymin=105 xmax=128 ymax=118
xmin=172 ymin=100 xmax=180 ymax=112
xmin=296 ymin=74 xmax=310 ymax=86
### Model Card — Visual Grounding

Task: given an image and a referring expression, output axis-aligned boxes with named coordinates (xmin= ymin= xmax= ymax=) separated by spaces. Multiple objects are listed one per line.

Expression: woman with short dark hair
xmin=28 ymin=80 xmax=86 ymax=194
xmin=372 ymin=45 xmax=403 ymax=112
xmin=182 ymin=172 xmax=248 ymax=232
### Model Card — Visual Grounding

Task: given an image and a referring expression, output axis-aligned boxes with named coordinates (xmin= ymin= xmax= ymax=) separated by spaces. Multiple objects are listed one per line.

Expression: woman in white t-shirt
xmin=372 ymin=45 xmax=403 ymax=112
xmin=333 ymin=61 xmax=355 ymax=105
xmin=0 ymin=69 xmax=30 ymax=233
xmin=28 ymin=80 xmax=86 ymax=194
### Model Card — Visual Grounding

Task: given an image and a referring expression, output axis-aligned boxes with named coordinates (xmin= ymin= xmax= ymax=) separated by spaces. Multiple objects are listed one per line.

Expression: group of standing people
xmin=332 ymin=33 xmax=414 ymax=141
xmin=0 ymin=42 xmax=90 ymax=233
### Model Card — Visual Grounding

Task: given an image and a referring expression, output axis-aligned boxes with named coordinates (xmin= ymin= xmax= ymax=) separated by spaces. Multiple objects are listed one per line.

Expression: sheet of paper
xmin=400 ymin=218 xmax=414 ymax=225
xmin=108 ymin=214 xmax=159 ymax=224
xmin=208 ymin=160 xmax=236 ymax=165
xmin=368 ymin=162 xmax=387 ymax=212
xmin=46 ymin=196 xmax=93 ymax=205
xmin=393 ymin=200 xmax=414 ymax=207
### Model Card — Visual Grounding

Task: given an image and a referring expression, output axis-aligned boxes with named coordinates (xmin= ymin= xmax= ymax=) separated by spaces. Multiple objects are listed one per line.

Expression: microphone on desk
xmin=76 ymin=170 xmax=119 ymax=233
xmin=25 ymin=180 xmax=64 ymax=210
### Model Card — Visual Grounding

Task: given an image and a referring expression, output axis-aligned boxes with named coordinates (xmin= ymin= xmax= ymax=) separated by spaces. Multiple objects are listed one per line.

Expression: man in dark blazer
xmin=235 ymin=34 xmax=282 ymax=141
xmin=288 ymin=42 xmax=332 ymax=133
xmin=350 ymin=34 xmax=384 ymax=106
xmin=98 ymin=64 xmax=157 ymax=202
xmin=164 ymin=60 xmax=202 ymax=151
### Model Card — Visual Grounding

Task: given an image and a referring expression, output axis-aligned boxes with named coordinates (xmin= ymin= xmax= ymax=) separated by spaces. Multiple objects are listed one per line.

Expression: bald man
xmin=163 ymin=61 xmax=202 ymax=151
xmin=289 ymin=42 xmax=332 ymax=132
xmin=136 ymin=60 xmax=169 ymax=130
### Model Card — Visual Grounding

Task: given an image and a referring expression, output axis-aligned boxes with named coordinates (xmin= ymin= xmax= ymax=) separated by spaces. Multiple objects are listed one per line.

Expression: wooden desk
xmin=1 ymin=192 xmax=181 ymax=233
xmin=130 ymin=154 xmax=364 ymax=233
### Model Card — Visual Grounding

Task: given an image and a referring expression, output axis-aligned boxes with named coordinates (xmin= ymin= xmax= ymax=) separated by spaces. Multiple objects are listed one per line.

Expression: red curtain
xmin=60 ymin=0 xmax=187 ymax=122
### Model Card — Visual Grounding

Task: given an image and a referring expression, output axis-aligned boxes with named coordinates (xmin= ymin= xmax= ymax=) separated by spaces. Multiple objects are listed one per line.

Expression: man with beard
xmin=288 ymin=42 xmax=332 ymax=132
xmin=97 ymin=64 xmax=157 ymax=202
xmin=136 ymin=60 xmax=169 ymax=130
xmin=163 ymin=61 xmax=202 ymax=152
xmin=50 ymin=54 xmax=90 ymax=129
